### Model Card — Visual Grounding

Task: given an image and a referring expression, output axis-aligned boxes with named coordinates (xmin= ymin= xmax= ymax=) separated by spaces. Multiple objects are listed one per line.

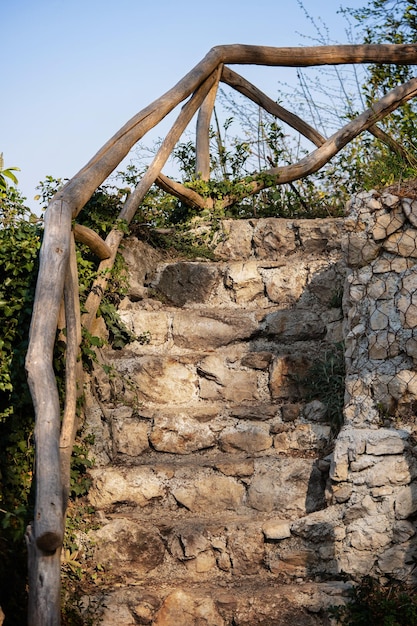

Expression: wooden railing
xmin=24 ymin=43 xmax=417 ymax=624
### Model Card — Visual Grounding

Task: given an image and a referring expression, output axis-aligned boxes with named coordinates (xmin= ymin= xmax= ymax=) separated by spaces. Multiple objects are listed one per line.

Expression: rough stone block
xmin=224 ymin=261 xmax=264 ymax=303
xmin=262 ymin=519 xmax=292 ymax=540
xmin=252 ymin=219 xmax=296 ymax=259
xmin=395 ymin=482 xmax=417 ymax=519
xmin=269 ymin=355 xmax=310 ymax=400
xmin=118 ymin=309 xmax=170 ymax=346
xmin=111 ymin=417 xmax=150 ymax=456
xmin=226 ymin=526 xmax=265 ymax=575
xmin=92 ymin=519 xmax=165 ymax=575
xmin=365 ymin=429 xmax=409 ymax=456
xmin=198 ymin=354 xmax=259 ymax=402
xmin=150 ymin=414 xmax=217 ymax=454
xmin=154 ymin=590 xmax=224 ymax=626
xmin=214 ymin=219 xmax=253 ymax=260
xmin=133 ymin=356 xmax=198 ymax=404
xmin=173 ymin=310 xmax=258 ymax=349
xmin=155 ymin=262 xmax=220 ymax=306
xmin=262 ymin=310 xmax=325 ymax=341
xmin=171 ymin=474 xmax=245 ymax=513
xmin=383 ymin=229 xmax=417 ymax=258
xmin=377 ymin=540 xmax=417 ymax=577
xmin=346 ymin=232 xmax=381 ymax=267
xmin=296 ymin=218 xmax=344 ymax=253
xmin=219 ymin=424 xmax=273 ymax=453
xmin=247 ymin=458 xmax=324 ymax=515
xmin=88 ymin=467 xmax=164 ymax=508
xmin=347 ymin=515 xmax=391 ymax=551
xmin=263 ymin=262 xmax=309 ymax=304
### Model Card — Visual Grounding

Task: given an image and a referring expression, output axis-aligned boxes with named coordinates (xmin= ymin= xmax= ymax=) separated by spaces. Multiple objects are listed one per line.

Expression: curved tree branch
xmin=367 ymin=123 xmax=417 ymax=165
xmin=221 ymin=66 xmax=326 ymax=147
xmin=155 ymin=173 xmax=212 ymax=210
xmin=73 ymin=223 xmax=112 ymax=259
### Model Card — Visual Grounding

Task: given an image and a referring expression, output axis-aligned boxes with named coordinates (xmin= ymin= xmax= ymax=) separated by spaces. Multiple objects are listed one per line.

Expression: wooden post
xmin=196 ymin=66 xmax=222 ymax=179
xmin=26 ymin=526 xmax=61 ymax=626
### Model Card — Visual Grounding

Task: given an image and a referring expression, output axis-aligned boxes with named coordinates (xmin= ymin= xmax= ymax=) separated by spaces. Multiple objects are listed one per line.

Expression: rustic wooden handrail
xmin=24 ymin=43 xmax=417 ymax=624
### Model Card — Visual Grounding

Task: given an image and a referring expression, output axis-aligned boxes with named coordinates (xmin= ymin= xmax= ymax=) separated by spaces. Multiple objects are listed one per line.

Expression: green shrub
xmin=329 ymin=576 xmax=417 ymax=626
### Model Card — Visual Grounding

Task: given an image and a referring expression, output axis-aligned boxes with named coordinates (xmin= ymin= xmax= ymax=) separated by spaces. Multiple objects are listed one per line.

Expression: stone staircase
xmin=83 ymin=217 xmax=350 ymax=625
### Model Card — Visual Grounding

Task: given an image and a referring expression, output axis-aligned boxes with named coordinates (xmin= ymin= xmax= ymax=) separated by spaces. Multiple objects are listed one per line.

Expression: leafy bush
xmin=329 ymin=576 xmax=417 ymax=626
xmin=0 ymin=175 xmax=40 ymax=624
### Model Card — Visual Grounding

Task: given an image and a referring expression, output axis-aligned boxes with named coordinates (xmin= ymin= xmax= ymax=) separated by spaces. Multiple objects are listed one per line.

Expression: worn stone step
xmin=87 ymin=453 xmax=328 ymax=520
xmin=85 ymin=506 xmax=347 ymax=589
xmin=116 ymin=304 xmax=340 ymax=353
xmin=89 ymin=579 xmax=350 ymax=625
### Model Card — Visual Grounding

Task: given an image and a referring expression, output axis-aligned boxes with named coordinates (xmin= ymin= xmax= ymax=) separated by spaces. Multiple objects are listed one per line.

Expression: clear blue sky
xmin=3 ymin=0 xmax=367 ymax=209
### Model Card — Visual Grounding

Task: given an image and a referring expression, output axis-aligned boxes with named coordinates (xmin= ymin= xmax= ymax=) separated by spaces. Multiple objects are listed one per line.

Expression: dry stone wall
xmin=81 ymin=198 xmax=417 ymax=625
xmin=329 ymin=189 xmax=417 ymax=581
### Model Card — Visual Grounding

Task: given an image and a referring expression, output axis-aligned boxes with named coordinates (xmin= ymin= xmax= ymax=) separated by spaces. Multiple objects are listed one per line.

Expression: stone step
xmin=116 ymin=305 xmax=340 ymax=352
xmin=87 ymin=452 xmax=328 ymax=529
xmin=88 ymin=397 xmax=332 ymax=461
xmin=86 ymin=506 xmax=345 ymax=586
xmin=122 ymin=218 xmax=344 ymax=311
xmin=92 ymin=579 xmax=350 ymax=625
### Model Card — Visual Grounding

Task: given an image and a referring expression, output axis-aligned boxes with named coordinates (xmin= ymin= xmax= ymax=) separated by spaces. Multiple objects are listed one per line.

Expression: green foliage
xmin=38 ymin=176 xmax=141 ymax=353
xmin=301 ymin=342 xmax=346 ymax=435
xmin=0 ymin=177 xmax=39 ymax=512
xmin=0 ymin=171 xmax=146 ymax=623
xmin=0 ymin=153 xmax=20 ymax=191
xmin=156 ymin=227 xmax=219 ymax=259
xmin=329 ymin=576 xmax=417 ymax=625
xmin=171 ymin=113 xmax=343 ymax=220
xmin=69 ymin=437 xmax=95 ymax=498
xmin=61 ymin=502 xmax=106 ymax=625
xmin=348 ymin=0 xmax=417 ymax=188
xmin=0 ymin=165 xmax=39 ymax=625
xmin=62 ymin=593 xmax=105 ymax=626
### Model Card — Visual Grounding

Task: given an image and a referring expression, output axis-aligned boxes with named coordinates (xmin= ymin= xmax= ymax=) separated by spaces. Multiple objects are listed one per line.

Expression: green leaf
xmin=2 ymin=170 xmax=19 ymax=185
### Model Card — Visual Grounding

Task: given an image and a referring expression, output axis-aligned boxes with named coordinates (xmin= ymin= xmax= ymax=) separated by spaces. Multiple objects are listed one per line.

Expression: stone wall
xmin=329 ymin=189 xmax=417 ymax=581
xmin=80 ymin=199 xmax=417 ymax=625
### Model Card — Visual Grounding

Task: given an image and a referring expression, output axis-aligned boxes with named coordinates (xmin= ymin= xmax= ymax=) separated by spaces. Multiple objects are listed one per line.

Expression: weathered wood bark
xmin=26 ymin=526 xmax=61 ymax=626
xmin=118 ymin=70 xmax=219 ymax=224
xmin=196 ymin=66 xmax=222 ymax=179
xmin=50 ymin=44 xmax=417 ymax=220
xmin=150 ymin=76 xmax=417 ymax=211
xmin=73 ymin=223 xmax=112 ymax=259
xmin=82 ymin=70 xmax=220 ymax=331
xmin=60 ymin=234 xmax=83 ymax=507
xmin=261 ymin=76 xmax=417 ymax=181
xmin=155 ymin=172 xmax=212 ymax=210
xmin=212 ymin=76 xmax=417 ymax=208
xmin=26 ymin=199 xmax=73 ymax=552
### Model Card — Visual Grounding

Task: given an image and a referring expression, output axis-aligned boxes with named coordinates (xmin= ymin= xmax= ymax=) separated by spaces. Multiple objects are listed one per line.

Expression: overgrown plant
xmin=301 ymin=342 xmax=346 ymax=435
